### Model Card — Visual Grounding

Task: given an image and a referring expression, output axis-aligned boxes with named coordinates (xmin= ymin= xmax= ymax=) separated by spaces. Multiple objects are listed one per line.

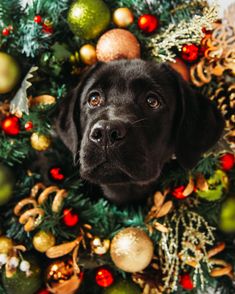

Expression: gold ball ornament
xmin=0 ymin=236 xmax=13 ymax=254
xmin=30 ymin=133 xmax=51 ymax=151
xmin=113 ymin=8 xmax=134 ymax=28
xmin=91 ymin=237 xmax=110 ymax=255
xmin=67 ymin=0 xmax=111 ymax=40
xmin=110 ymin=227 xmax=154 ymax=273
xmin=33 ymin=230 xmax=55 ymax=253
xmin=79 ymin=44 xmax=97 ymax=65
xmin=96 ymin=29 xmax=141 ymax=62
xmin=46 ymin=259 xmax=83 ymax=294
xmin=0 ymin=52 xmax=20 ymax=94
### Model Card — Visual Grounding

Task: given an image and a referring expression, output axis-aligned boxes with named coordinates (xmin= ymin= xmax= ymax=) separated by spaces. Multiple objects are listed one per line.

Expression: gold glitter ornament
xmin=33 ymin=230 xmax=56 ymax=253
xmin=96 ymin=29 xmax=141 ymax=62
xmin=79 ymin=44 xmax=97 ymax=65
xmin=0 ymin=52 xmax=20 ymax=94
xmin=0 ymin=236 xmax=13 ymax=254
xmin=113 ymin=8 xmax=134 ymax=28
xmin=110 ymin=227 xmax=154 ymax=273
xmin=67 ymin=0 xmax=111 ymax=40
xmin=30 ymin=133 xmax=51 ymax=151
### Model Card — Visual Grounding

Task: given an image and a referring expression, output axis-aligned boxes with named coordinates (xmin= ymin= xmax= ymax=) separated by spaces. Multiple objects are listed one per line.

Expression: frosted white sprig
xmin=149 ymin=4 xmax=218 ymax=62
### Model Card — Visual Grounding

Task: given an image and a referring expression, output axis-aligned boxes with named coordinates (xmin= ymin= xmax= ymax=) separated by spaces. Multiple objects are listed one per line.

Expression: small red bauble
xmin=95 ymin=267 xmax=114 ymax=288
xmin=63 ymin=209 xmax=79 ymax=227
xmin=49 ymin=167 xmax=65 ymax=181
xmin=1 ymin=116 xmax=20 ymax=136
xmin=172 ymin=186 xmax=188 ymax=199
xmin=25 ymin=121 xmax=33 ymax=131
xmin=220 ymin=153 xmax=235 ymax=171
xmin=138 ymin=14 xmax=158 ymax=33
xmin=34 ymin=15 xmax=42 ymax=24
xmin=179 ymin=273 xmax=194 ymax=290
xmin=42 ymin=24 xmax=53 ymax=34
xmin=181 ymin=44 xmax=199 ymax=62
xmin=37 ymin=290 xmax=50 ymax=294
xmin=2 ymin=28 xmax=10 ymax=36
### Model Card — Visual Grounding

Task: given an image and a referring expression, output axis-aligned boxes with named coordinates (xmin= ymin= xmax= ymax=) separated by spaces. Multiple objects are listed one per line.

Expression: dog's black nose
xmin=89 ymin=120 xmax=127 ymax=147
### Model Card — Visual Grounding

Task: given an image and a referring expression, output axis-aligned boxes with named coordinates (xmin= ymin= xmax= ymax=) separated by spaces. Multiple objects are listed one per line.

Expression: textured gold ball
xmin=110 ymin=227 xmax=154 ymax=273
xmin=0 ymin=236 xmax=13 ymax=254
xmin=33 ymin=230 xmax=55 ymax=253
xmin=79 ymin=44 xmax=97 ymax=65
xmin=96 ymin=29 xmax=141 ymax=62
xmin=0 ymin=52 xmax=20 ymax=94
xmin=67 ymin=0 xmax=111 ymax=40
xmin=30 ymin=133 xmax=51 ymax=151
xmin=113 ymin=8 xmax=134 ymax=28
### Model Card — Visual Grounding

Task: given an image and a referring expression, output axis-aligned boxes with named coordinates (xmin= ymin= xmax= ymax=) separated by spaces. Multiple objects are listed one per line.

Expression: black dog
xmin=56 ymin=59 xmax=224 ymax=203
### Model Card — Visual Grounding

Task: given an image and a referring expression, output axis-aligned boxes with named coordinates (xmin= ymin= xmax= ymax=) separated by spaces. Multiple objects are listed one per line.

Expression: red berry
xmin=25 ymin=121 xmax=33 ymax=131
xmin=2 ymin=28 xmax=10 ymax=36
xmin=34 ymin=15 xmax=42 ymax=24
xmin=172 ymin=186 xmax=188 ymax=199
xmin=63 ymin=209 xmax=79 ymax=227
xmin=1 ymin=116 xmax=20 ymax=136
xmin=179 ymin=273 xmax=194 ymax=290
xmin=220 ymin=153 xmax=235 ymax=171
xmin=95 ymin=268 xmax=114 ymax=288
xmin=181 ymin=44 xmax=199 ymax=62
xmin=49 ymin=167 xmax=65 ymax=181
xmin=138 ymin=14 xmax=159 ymax=33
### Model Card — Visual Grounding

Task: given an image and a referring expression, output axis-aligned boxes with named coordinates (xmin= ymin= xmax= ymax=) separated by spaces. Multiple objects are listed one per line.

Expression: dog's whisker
xmin=131 ymin=118 xmax=147 ymax=126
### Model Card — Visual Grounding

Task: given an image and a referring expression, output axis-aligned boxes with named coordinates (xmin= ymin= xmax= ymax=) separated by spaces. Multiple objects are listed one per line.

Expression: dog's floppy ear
xmin=162 ymin=64 xmax=224 ymax=169
xmin=56 ymin=62 xmax=103 ymax=164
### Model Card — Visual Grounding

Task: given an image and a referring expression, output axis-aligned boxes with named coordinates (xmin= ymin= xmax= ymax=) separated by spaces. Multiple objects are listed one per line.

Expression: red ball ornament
xmin=24 ymin=121 xmax=33 ymax=131
xmin=37 ymin=290 xmax=50 ymax=294
xmin=220 ymin=153 xmax=235 ymax=171
xmin=95 ymin=267 xmax=114 ymax=288
xmin=1 ymin=116 xmax=20 ymax=136
xmin=179 ymin=273 xmax=194 ymax=290
xmin=63 ymin=209 xmax=79 ymax=227
xmin=138 ymin=14 xmax=158 ymax=33
xmin=34 ymin=15 xmax=42 ymax=24
xmin=172 ymin=186 xmax=188 ymax=199
xmin=49 ymin=167 xmax=65 ymax=181
xmin=181 ymin=44 xmax=199 ymax=62
xmin=42 ymin=23 xmax=53 ymax=34
xmin=2 ymin=28 xmax=10 ymax=36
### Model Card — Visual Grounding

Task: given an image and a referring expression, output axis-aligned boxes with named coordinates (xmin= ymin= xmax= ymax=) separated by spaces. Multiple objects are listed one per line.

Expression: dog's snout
xmin=89 ymin=120 xmax=127 ymax=147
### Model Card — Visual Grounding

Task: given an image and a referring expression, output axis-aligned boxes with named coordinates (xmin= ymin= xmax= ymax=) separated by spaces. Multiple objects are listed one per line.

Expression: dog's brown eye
xmin=146 ymin=96 xmax=160 ymax=109
xmin=88 ymin=92 xmax=103 ymax=107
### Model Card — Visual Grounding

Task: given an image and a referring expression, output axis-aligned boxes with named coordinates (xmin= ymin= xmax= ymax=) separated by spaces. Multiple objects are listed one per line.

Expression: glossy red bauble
xmin=1 ymin=116 xmax=20 ymax=136
xmin=95 ymin=267 xmax=114 ymax=288
xmin=220 ymin=153 xmax=235 ymax=171
xmin=172 ymin=186 xmax=188 ymax=199
xmin=181 ymin=44 xmax=199 ymax=62
xmin=2 ymin=28 xmax=10 ymax=36
xmin=25 ymin=121 xmax=33 ymax=131
xmin=34 ymin=15 xmax=42 ymax=24
xmin=63 ymin=209 xmax=79 ymax=227
xmin=137 ymin=14 xmax=158 ymax=33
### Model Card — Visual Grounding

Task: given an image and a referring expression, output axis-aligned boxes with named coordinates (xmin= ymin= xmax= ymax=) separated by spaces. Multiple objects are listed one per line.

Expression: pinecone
xmin=210 ymin=81 xmax=235 ymax=131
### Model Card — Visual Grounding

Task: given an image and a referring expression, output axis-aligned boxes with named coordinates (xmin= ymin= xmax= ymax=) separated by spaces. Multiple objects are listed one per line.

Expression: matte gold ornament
xmin=110 ymin=227 xmax=154 ymax=273
xmin=33 ymin=230 xmax=56 ymax=253
xmin=30 ymin=133 xmax=51 ymax=151
xmin=79 ymin=44 xmax=97 ymax=65
xmin=0 ymin=52 xmax=20 ymax=94
xmin=96 ymin=29 xmax=141 ymax=62
xmin=113 ymin=8 xmax=134 ymax=28
xmin=0 ymin=236 xmax=13 ymax=254
xmin=67 ymin=0 xmax=111 ymax=40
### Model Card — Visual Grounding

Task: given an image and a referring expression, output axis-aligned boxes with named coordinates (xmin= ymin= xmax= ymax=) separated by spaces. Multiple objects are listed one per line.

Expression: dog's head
xmin=57 ymin=59 xmax=224 ymax=195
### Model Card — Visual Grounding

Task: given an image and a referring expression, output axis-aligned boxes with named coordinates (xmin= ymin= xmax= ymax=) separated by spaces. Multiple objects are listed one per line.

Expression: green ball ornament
xmin=196 ymin=170 xmax=228 ymax=201
xmin=220 ymin=197 xmax=235 ymax=233
xmin=0 ymin=164 xmax=14 ymax=206
xmin=2 ymin=255 xmax=42 ymax=294
xmin=103 ymin=280 xmax=141 ymax=294
xmin=67 ymin=0 xmax=111 ymax=40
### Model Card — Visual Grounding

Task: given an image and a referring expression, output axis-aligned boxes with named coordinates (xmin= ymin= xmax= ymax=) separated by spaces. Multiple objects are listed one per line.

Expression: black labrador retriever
xmin=56 ymin=59 xmax=224 ymax=203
